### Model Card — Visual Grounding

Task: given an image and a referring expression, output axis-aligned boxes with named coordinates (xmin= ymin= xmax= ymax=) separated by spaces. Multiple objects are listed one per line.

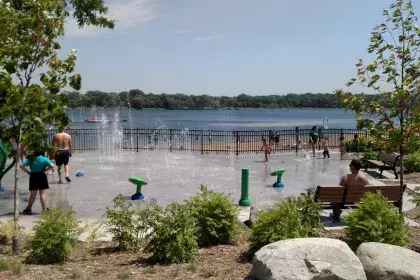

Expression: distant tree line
xmin=55 ymin=90 xmax=381 ymax=110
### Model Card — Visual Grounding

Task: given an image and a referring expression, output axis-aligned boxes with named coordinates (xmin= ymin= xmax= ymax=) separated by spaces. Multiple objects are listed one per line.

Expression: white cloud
xmin=65 ymin=0 xmax=159 ymax=37
xmin=193 ymin=34 xmax=224 ymax=42
xmin=175 ymin=29 xmax=193 ymax=35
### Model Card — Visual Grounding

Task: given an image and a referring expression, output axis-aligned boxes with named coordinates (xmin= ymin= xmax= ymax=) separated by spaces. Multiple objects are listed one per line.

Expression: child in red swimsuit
xmin=261 ymin=138 xmax=271 ymax=162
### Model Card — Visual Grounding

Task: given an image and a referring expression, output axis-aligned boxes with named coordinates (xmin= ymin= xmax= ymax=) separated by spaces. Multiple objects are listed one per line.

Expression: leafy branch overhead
xmin=335 ymin=0 xmax=420 ymax=151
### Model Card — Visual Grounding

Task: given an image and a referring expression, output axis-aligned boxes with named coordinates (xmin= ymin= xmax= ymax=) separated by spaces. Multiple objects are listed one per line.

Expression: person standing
xmin=20 ymin=151 xmax=54 ymax=214
xmin=309 ymin=126 xmax=319 ymax=157
xmin=52 ymin=129 xmax=72 ymax=183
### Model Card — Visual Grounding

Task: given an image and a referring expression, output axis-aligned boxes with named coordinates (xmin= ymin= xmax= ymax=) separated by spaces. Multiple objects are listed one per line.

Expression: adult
xmin=20 ymin=150 xmax=54 ymax=214
xmin=52 ymin=129 xmax=72 ymax=183
xmin=339 ymin=159 xmax=370 ymax=187
xmin=332 ymin=159 xmax=370 ymax=222
xmin=309 ymin=126 xmax=319 ymax=157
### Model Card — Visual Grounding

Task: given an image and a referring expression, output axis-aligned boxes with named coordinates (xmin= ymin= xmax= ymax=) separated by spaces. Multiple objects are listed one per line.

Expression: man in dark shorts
xmin=52 ymin=129 xmax=72 ymax=183
xmin=20 ymin=151 xmax=54 ymax=214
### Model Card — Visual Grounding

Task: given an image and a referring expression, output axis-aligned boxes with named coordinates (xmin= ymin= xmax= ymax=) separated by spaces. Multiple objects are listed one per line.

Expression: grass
xmin=117 ymin=271 xmax=131 ymax=280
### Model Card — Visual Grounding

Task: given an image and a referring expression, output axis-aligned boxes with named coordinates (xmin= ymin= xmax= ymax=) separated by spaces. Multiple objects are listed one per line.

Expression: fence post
xmin=295 ymin=127 xmax=299 ymax=154
xmin=239 ymin=168 xmax=251 ymax=206
xmin=136 ymin=129 xmax=139 ymax=152
xmin=235 ymin=130 xmax=239 ymax=156
xmin=201 ymin=130 xmax=204 ymax=154
xmin=169 ymin=129 xmax=173 ymax=153
xmin=340 ymin=129 xmax=344 ymax=140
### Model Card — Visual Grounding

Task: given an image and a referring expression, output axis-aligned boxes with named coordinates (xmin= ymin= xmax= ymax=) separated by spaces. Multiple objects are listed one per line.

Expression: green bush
xmin=144 ymin=202 xmax=199 ymax=264
xmin=345 ymin=136 xmax=369 ymax=152
xmin=345 ymin=192 xmax=407 ymax=249
xmin=26 ymin=208 xmax=81 ymax=264
xmin=105 ymin=194 xmax=162 ymax=251
xmin=404 ymin=150 xmax=420 ymax=172
xmin=186 ymin=185 xmax=238 ymax=247
xmin=249 ymin=194 xmax=322 ymax=254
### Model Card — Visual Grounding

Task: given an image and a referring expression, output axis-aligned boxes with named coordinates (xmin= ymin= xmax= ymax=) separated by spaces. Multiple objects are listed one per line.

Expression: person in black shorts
xmin=52 ymin=129 xmax=72 ymax=183
xmin=20 ymin=150 xmax=54 ymax=214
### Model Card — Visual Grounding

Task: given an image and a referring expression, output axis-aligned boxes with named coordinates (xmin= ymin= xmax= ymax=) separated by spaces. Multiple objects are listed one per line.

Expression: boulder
xmin=251 ymin=238 xmax=366 ymax=280
xmin=250 ymin=200 xmax=277 ymax=224
xmin=356 ymin=242 xmax=420 ymax=280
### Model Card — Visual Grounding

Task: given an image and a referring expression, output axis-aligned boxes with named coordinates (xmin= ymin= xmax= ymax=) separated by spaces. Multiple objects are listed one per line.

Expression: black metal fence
xmin=46 ymin=128 xmax=369 ymax=155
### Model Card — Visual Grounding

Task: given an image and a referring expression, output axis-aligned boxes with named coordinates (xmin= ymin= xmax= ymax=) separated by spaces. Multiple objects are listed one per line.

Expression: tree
xmin=335 ymin=0 xmax=420 ymax=212
xmin=0 ymin=0 xmax=113 ymax=254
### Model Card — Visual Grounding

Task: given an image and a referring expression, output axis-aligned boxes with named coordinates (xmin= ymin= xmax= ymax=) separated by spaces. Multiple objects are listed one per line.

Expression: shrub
xmin=26 ymin=208 xmax=81 ymax=264
xmin=249 ymin=194 xmax=322 ymax=254
xmin=105 ymin=194 xmax=162 ymax=251
xmin=186 ymin=185 xmax=238 ymax=247
xmin=345 ymin=136 xmax=369 ymax=152
xmin=345 ymin=192 xmax=407 ymax=249
xmin=144 ymin=202 xmax=199 ymax=264
xmin=404 ymin=150 xmax=420 ymax=172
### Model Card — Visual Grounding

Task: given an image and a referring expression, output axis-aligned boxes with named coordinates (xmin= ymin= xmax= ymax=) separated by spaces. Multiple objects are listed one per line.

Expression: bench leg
xmin=332 ymin=207 xmax=342 ymax=223
xmin=379 ymin=168 xmax=384 ymax=178
xmin=394 ymin=168 xmax=398 ymax=179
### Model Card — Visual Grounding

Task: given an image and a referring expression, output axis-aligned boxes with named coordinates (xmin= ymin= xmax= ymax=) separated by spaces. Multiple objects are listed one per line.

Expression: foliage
xmin=26 ymin=208 xmax=82 ymax=264
xmin=105 ymin=194 xmax=162 ymax=252
xmin=411 ymin=186 xmax=420 ymax=206
xmin=344 ymin=136 xmax=369 ymax=152
xmin=60 ymin=91 xmax=382 ymax=109
xmin=249 ymin=195 xmax=322 ymax=254
xmin=186 ymin=185 xmax=238 ymax=247
xmin=404 ymin=150 xmax=420 ymax=172
xmin=345 ymin=192 xmax=407 ymax=248
xmin=0 ymin=219 xmax=20 ymax=243
xmin=335 ymin=0 xmax=420 ymax=212
xmin=144 ymin=202 xmax=199 ymax=264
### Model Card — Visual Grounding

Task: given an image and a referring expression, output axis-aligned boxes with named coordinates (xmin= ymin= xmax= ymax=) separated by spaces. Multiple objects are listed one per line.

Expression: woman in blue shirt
xmin=19 ymin=150 xmax=54 ymax=215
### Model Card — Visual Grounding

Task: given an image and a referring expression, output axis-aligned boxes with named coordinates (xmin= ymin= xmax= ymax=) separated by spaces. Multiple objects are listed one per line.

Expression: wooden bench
xmin=365 ymin=151 xmax=400 ymax=179
xmin=314 ymin=184 xmax=406 ymax=222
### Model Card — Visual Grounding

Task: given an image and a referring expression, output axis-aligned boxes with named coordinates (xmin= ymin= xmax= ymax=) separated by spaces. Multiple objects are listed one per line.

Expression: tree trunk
xmin=399 ymin=145 xmax=404 ymax=214
xmin=12 ymin=141 xmax=21 ymax=255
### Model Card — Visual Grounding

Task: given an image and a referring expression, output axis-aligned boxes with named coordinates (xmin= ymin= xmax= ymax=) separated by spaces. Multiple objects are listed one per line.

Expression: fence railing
xmin=46 ymin=128 xmax=369 ymax=155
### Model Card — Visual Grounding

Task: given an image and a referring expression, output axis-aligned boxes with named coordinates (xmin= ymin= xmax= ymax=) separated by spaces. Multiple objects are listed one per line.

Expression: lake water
xmin=67 ymin=108 xmax=356 ymax=130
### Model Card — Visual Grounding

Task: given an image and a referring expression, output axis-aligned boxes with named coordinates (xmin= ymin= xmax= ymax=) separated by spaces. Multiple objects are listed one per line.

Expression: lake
xmin=67 ymin=108 xmax=356 ymax=131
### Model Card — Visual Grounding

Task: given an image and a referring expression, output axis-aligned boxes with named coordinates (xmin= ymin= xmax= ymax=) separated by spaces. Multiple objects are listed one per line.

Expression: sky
xmin=59 ymin=0 xmax=418 ymax=96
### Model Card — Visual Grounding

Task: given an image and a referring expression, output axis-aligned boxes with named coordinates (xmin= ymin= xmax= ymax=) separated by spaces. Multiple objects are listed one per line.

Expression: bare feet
xmin=58 ymin=180 xmax=63 ymax=184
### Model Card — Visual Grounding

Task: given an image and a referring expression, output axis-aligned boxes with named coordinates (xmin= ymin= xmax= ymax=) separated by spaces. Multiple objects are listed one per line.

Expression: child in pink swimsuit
xmin=261 ymin=139 xmax=271 ymax=162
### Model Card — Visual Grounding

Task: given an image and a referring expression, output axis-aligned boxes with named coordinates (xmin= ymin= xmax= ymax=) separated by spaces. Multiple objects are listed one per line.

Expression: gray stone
xmin=251 ymin=238 xmax=366 ymax=280
xmin=250 ymin=200 xmax=277 ymax=223
xmin=356 ymin=242 xmax=420 ymax=280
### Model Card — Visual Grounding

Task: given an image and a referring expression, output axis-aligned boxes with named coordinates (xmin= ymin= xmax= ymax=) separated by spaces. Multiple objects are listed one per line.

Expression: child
xmin=339 ymin=136 xmax=346 ymax=160
xmin=261 ymin=138 xmax=271 ymax=162
xmin=321 ymin=136 xmax=330 ymax=158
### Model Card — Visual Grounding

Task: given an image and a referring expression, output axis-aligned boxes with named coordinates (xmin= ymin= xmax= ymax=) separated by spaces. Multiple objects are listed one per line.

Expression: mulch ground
xmin=0 ymin=235 xmax=252 ymax=280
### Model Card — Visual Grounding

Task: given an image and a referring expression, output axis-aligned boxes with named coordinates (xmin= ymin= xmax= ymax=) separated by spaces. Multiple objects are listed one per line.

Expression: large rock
xmin=356 ymin=242 xmax=420 ymax=280
xmin=251 ymin=238 xmax=366 ymax=280
xmin=250 ymin=200 xmax=277 ymax=223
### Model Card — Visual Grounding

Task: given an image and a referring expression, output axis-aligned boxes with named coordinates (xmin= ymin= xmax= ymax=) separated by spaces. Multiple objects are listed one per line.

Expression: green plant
xmin=404 ymin=151 xmax=420 ymax=172
xmin=186 ymin=185 xmax=238 ymax=247
xmin=249 ymin=195 xmax=322 ymax=254
xmin=200 ymin=268 xmax=219 ymax=278
xmin=26 ymin=208 xmax=82 ymax=264
xmin=188 ymin=261 xmax=197 ymax=273
xmin=144 ymin=202 xmax=199 ymax=264
xmin=105 ymin=194 xmax=162 ymax=251
xmin=411 ymin=186 xmax=420 ymax=206
xmin=344 ymin=136 xmax=369 ymax=152
xmin=0 ymin=220 xmax=19 ymax=244
xmin=0 ymin=259 xmax=8 ymax=272
xmin=345 ymin=192 xmax=408 ymax=248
